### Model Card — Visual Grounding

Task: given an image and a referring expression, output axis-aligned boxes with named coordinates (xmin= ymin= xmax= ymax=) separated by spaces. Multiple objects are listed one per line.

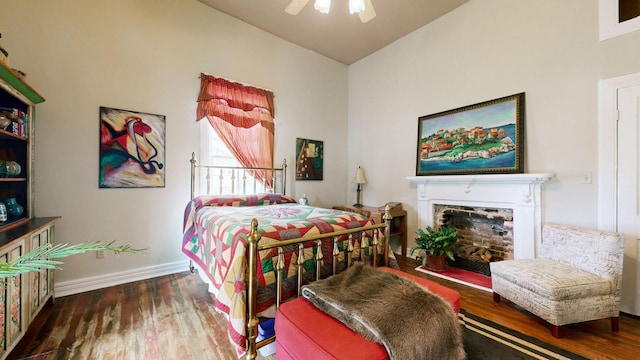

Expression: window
xmin=199 ymin=118 xmax=241 ymax=168
xmin=196 ymin=74 xmax=275 ymax=190
xmin=198 ymin=119 xmax=245 ymax=195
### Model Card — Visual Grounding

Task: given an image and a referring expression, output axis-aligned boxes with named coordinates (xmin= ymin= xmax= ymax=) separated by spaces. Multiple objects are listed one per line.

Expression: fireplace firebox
xmin=434 ymin=205 xmax=514 ymax=276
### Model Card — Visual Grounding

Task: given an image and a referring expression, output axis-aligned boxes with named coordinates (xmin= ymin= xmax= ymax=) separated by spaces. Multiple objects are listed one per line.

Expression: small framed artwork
xmin=416 ymin=93 xmax=525 ymax=176
xmin=99 ymin=107 xmax=165 ymax=188
xmin=296 ymin=138 xmax=323 ymax=180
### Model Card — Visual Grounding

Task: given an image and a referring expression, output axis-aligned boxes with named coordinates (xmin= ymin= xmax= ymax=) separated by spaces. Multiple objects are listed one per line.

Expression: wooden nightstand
xmin=332 ymin=203 xmax=407 ymax=256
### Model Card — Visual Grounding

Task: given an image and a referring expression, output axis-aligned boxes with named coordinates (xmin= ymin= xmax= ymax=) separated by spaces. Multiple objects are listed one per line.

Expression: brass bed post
xmin=189 ymin=153 xmax=198 ymax=274
xmin=347 ymin=234 xmax=354 ymax=268
xmin=332 ymin=237 xmax=340 ymax=275
xmin=382 ymin=205 xmax=392 ymax=267
xmin=246 ymin=219 xmax=261 ymax=360
xmin=281 ymin=159 xmax=287 ymax=195
xmin=190 ymin=152 xmax=197 ymax=200
xmin=371 ymin=229 xmax=379 ymax=268
xmin=315 ymin=239 xmax=323 ymax=280
xmin=276 ymin=247 xmax=285 ymax=307
xmin=297 ymin=244 xmax=305 ymax=296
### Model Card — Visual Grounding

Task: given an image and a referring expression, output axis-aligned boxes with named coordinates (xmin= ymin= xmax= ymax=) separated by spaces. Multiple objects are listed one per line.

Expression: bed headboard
xmin=189 ymin=152 xmax=288 ymax=199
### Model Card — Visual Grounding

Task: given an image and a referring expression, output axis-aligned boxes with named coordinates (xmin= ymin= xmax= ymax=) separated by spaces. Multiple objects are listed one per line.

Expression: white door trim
xmin=598 ymin=72 xmax=640 ymax=231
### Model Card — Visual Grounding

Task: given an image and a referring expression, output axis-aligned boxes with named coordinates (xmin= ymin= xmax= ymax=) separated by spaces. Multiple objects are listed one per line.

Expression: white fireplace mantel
xmin=407 ymin=173 xmax=553 ymax=259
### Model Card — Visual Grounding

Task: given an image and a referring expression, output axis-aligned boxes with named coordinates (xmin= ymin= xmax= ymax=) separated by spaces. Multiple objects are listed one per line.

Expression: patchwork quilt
xmin=182 ymin=193 xmax=389 ymax=355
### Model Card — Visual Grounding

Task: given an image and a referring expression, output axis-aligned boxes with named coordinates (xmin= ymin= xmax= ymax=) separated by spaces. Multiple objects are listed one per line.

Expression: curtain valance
xmin=197 ymin=74 xmax=275 ymax=133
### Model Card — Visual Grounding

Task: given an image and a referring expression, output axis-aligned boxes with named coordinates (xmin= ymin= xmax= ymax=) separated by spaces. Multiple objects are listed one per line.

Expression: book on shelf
xmin=0 ymin=108 xmax=27 ymax=138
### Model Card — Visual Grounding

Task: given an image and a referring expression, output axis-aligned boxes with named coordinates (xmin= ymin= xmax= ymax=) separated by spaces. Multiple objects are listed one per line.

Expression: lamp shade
xmin=352 ymin=166 xmax=368 ymax=184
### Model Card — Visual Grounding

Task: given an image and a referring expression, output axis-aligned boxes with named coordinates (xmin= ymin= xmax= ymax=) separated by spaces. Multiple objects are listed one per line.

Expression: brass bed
xmin=182 ymin=153 xmax=393 ymax=359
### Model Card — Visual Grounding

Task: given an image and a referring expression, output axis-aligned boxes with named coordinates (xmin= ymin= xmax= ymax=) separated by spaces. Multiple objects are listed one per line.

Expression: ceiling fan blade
xmin=358 ymin=0 xmax=376 ymax=23
xmin=285 ymin=0 xmax=311 ymax=15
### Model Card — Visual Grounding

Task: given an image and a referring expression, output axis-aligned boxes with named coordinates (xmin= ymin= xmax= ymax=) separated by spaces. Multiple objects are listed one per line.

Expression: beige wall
xmin=2 ymin=0 xmax=640 ymax=288
xmin=0 ymin=0 xmax=350 ymax=286
xmin=348 ymin=0 xmax=640 ymax=250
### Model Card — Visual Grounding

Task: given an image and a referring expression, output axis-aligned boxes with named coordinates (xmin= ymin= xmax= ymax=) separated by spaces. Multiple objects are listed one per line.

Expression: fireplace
xmin=434 ymin=204 xmax=514 ymax=276
xmin=407 ymin=173 xmax=552 ymax=265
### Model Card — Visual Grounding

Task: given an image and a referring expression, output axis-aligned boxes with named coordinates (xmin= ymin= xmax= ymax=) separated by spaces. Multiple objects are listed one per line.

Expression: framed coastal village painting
xmin=295 ymin=138 xmax=323 ymax=180
xmin=99 ymin=107 xmax=166 ymax=188
xmin=416 ymin=93 xmax=524 ymax=176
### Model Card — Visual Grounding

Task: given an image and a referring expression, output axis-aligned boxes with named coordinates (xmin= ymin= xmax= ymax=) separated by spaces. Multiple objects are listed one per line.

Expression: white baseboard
xmin=54 ymin=261 xmax=191 ymax=297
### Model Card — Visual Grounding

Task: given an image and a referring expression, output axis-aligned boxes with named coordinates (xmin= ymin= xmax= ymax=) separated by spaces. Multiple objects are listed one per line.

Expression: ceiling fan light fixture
xmin=349 ymin=0 xmax=365 ymax=14
xmin=287 ymin=0 xmax=375 ymax=22
xmin=314 ymin=0 xmax=331 ymax=14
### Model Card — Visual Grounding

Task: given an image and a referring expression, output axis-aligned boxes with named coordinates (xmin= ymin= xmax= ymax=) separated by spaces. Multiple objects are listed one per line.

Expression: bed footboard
xmin=244 ymin=207 xmax=393 ymax=359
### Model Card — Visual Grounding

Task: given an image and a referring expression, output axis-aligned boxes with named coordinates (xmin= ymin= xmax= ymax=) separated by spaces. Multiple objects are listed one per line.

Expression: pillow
xmin=197 ymin=193 xmax=298 ymax=207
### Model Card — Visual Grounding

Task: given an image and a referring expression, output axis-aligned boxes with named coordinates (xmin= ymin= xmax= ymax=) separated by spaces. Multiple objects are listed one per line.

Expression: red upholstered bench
xmin=274 ymin=266 xmax=461 ymax=360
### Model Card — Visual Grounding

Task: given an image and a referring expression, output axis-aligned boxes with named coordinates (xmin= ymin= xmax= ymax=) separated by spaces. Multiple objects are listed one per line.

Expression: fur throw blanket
xmin=301 ymin=263 xmax=465 ymax=360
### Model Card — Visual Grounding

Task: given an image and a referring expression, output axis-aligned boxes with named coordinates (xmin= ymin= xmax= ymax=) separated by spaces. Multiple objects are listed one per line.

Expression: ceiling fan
xmin=285 ymin=0 xmax=377 ymax=23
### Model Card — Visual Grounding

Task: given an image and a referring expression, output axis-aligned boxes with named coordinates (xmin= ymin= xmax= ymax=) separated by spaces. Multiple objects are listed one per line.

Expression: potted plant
xmin=410 ymin=225 xmax=458 ymax=271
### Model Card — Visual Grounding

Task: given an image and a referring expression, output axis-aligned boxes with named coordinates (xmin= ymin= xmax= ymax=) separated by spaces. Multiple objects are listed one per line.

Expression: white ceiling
xmin=197 ymin=0 xmax=468 ymax=65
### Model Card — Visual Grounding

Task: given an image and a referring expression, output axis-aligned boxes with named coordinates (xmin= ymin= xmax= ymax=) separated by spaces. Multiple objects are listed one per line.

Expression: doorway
xmin=599 ymin=73 xmax=640 ymax=315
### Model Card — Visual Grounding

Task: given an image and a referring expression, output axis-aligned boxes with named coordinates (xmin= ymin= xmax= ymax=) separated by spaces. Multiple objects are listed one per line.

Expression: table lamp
xmin=352 ymin=166 xmax=367 ymax=207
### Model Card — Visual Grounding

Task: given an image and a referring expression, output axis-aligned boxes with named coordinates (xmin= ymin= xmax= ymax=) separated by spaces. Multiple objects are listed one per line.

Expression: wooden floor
xmin=9 ymin=255 xmax=640 ymax=360
xmin=395 ymin=256 xmax=640 ymax=360
xmin=9 ymin=270 xmax=243 ymax=360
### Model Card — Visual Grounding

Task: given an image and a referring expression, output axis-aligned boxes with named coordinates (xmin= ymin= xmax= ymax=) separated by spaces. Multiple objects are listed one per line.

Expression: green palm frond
xmin=0 ymin=241 xmax=144 ymax=279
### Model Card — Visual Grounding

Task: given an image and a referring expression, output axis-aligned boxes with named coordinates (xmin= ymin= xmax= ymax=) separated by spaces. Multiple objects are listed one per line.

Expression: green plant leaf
xmin=0 ymin=241 xmax=144 ymax=280
xmin=410 ymin=225 xmax=458 ymax=259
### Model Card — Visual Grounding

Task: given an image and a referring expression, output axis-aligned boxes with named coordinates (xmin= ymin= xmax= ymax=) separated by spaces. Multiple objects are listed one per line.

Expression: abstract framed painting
xmin=295 ymin=138 xmax=323 ymax=180
xmin=416 ymin=93 xmax=525 ymax=176
xmin=99 ymin=107 xmax=165 ymax=188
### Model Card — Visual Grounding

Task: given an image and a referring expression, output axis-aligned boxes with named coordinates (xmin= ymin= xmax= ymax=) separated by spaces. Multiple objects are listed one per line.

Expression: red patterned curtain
xmin=197 ymin=73 xmax=275 ymax=187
